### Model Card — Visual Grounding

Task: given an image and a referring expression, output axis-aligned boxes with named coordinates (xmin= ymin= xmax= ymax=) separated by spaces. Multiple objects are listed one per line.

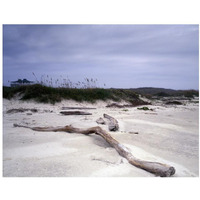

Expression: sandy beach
xmin=3 ymin=98 xmax=199 ymax=177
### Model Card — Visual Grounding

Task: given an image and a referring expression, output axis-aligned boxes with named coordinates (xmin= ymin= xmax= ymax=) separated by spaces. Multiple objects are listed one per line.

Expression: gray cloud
xmin=3 ymin=24 xmax=199 ymax=89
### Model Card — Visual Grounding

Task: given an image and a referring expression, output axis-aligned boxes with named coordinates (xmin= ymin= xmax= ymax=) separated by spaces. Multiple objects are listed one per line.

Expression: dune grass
xmin=3 ymin=84 xmax=139 ymax=104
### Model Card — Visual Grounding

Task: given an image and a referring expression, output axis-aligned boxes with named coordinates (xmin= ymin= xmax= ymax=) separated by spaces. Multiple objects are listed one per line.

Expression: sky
xmin=3 ymin=24 xmax=199 ymax=89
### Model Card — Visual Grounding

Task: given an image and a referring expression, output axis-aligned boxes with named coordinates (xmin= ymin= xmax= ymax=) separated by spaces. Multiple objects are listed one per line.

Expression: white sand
xmin=3 ymin=98 xmax=199 ymax=177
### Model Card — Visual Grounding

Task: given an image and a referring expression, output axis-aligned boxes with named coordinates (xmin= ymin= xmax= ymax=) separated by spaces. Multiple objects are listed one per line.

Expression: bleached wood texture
xmin=62 ymin=107 xmax=96 ymax=110
xmin=13 ymin=123 xmax=175 ymax=177
xmin=60 ymin=111 xmax=92 ymax=115
xmin=103 ymin=113 xmax=119 ymax=131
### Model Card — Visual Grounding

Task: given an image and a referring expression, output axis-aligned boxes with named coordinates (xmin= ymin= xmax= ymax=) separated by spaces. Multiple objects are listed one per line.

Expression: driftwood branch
xmin=62 ymin=107 xmax=96 ymax=110
xmin=128 ymin=131 xmax=139 ymax=134
xmin=103 ymin=113 xmax=119 ymax=131
xmin=7 ymin=108 xmax=38 ymax=114
xmin=60 ymin=111 xmax=92 ymax=115
xmin=13 ymin=123 xmax=175 ymax=177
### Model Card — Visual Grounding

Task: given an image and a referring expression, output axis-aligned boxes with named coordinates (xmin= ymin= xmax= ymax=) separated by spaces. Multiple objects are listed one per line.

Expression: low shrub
xmin=137 ymin=107 xmax=153 ymax=111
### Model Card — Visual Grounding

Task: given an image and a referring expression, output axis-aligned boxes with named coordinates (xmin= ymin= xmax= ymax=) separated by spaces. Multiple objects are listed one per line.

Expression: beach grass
xmin=3 ymin=84 xmax=139 ymax=104
xmin=3 ymin=83 xmax=198 ymax=104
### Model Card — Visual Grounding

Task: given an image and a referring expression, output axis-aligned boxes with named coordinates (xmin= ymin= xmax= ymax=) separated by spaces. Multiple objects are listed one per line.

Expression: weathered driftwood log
xmin=103 ymin=113 xmax=119 ymax=131
xmin=7 ymin=108 xmax=53 ymax=114
xmin=96 ymin=117 xmax=106 ymax=125
xmin=128 ymin=131 xmax=139 ymax=134
xmin=13 ymin=123 xmax=175 ymax=177
xmin=7 ymin=108 xmax=38 ymax=114
xmin=60 ymin=111 xmax=92 ymax=115
xmin=62 ymin=107 xmax=96 ymax=110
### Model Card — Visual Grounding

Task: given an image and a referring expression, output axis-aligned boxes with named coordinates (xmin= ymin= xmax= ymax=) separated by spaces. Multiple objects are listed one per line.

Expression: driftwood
xmin=13 ymin=123 xmax=175 ymax=177
xmin=62 ymin=107 xmax=96 ymax=110
xmin=60 ymin=111 xmax=92 ymax=115
xmin=103 ymin=113 xmax=119 ymax=131
xmin=7 ymin=108 xmax=38 ymax=114
xmin=6 ymin=108 xmax=53 ymax=114
xmin=96 ymin=117 xmax=106 ymax=125
xmin=128 ymin=131 xmax=139 ymax=134
xmin=145 ymin=113 xmax=157 ymax=115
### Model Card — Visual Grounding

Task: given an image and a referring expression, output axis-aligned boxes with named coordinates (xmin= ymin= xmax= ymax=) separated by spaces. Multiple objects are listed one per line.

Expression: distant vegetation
xmin=131 ymin=87 xmax=199 ymax=98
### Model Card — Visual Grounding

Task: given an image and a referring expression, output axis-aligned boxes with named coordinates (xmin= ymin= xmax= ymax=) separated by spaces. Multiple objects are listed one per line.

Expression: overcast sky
xmin=3 ymin=24 xmax=199 ymax=89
